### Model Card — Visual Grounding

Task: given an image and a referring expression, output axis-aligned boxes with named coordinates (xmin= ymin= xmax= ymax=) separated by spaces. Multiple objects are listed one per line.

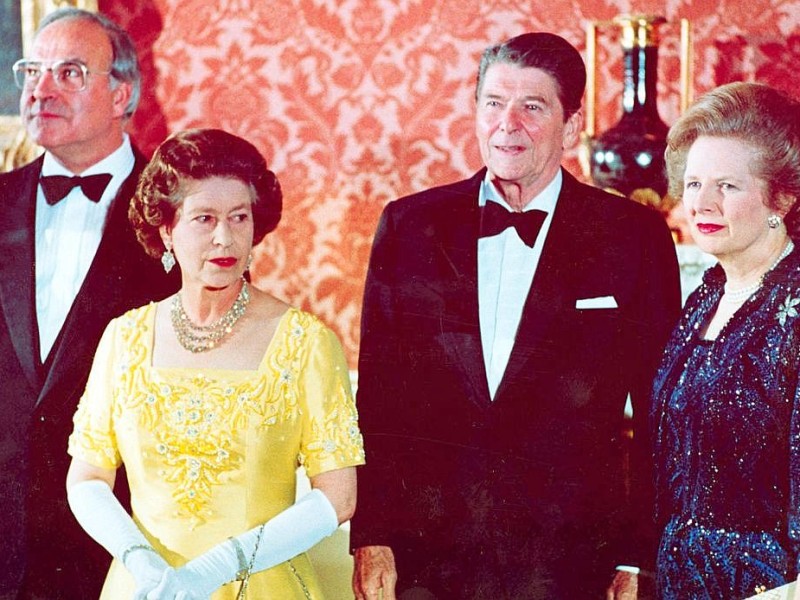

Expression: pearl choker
xmin=171 ymin=280 xmax=250 ymax=353
xmin=722 ymin=240 xmax=795 ymax=304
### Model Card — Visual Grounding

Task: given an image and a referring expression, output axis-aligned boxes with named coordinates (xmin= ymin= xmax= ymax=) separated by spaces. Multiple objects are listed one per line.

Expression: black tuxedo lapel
xmin=431 ymin=172 xmax=492 ymax=407
xmin=0 ymin=158 xmax=44 ymax=392
xmin=497 ymin=171 xmax=593 ymax=398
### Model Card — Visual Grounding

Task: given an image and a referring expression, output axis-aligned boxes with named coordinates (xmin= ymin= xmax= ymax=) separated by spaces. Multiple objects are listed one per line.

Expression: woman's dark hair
xmin=130 ymin=128 xmax=282 ymax=258
xmin=665 ymin=82 xmax=800 ymax=237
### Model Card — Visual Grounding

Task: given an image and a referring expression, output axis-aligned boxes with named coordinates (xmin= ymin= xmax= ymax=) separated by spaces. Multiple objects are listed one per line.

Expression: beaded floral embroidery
xmin=133 ymin=374 xmax=250 ymax=527
xmin=73 ymin=306 xmax=364 ymax=530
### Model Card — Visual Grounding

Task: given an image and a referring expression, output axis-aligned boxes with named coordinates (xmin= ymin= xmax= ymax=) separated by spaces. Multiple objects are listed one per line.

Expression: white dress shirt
xmin=35 ymin=135 xmax=135 ymax=361
xmin=478 ymin=170 xmax=561 ymax=399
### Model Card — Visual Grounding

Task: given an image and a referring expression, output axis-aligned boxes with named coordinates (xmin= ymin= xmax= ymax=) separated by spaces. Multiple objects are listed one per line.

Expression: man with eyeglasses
xmin=0 ymin=8 xmax=176 ymax=599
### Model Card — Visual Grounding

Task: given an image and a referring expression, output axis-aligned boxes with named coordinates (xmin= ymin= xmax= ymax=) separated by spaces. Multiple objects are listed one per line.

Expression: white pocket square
xmin=575 ymin=295 xmax=618 ymax=309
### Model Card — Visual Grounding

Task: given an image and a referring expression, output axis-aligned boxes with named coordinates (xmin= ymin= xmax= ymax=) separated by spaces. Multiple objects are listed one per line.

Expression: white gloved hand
xmin=147 ymin=488 xmax=339 ymax=598
xmin=68 ymin=479 xmax=170 ymax=598
xmin=128 ymin=548 xmax=172 ymax=600
xmin=145 ymin=567 xmax=210 ymax=600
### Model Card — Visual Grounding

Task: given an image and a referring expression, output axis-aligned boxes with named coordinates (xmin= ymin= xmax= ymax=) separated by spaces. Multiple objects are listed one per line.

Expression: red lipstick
xmin=696 ymin=223 xmax=724 ymax=234
xmin=209 ymin=257 xmax=237 ymax=268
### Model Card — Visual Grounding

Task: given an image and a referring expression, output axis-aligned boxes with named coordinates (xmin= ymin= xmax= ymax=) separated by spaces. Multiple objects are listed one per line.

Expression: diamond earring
xmin=161 ymin=242 xmax=176 ymax=273
xmin=768 ymin=214 xmax=782 ymax=229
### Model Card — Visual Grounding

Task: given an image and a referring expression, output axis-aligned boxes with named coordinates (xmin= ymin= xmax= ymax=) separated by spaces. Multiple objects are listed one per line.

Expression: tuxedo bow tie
xmin=40 ymin=173 xmax=113 ymax=205
xmin=479 ymin=201 xmax=547 ymax=247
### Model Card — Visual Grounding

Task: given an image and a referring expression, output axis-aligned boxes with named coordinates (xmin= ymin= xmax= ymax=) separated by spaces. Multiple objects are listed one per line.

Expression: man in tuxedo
xmin=351 ymin=32 xmax=681 ymax=599
xmin=0 ymin=8 xmax=176 ymax=599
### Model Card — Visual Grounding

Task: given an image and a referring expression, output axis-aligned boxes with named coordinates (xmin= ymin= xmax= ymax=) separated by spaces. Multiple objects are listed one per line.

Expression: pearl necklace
xmin=722 ymin=240 xmax=795 ymax=304
xmin=171 ymin=280 xmax=250 ymax=353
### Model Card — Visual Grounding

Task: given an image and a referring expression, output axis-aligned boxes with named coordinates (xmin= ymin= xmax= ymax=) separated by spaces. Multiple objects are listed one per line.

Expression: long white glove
xmin=147 ymin=488 xmax=339 ymax=599
xmin=67 ymin=479 xmax=170 ymax=599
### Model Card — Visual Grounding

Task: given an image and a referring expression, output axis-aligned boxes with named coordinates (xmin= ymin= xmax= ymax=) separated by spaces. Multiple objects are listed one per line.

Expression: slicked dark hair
xmin=476 ymin=32 xmax=586 ymax=121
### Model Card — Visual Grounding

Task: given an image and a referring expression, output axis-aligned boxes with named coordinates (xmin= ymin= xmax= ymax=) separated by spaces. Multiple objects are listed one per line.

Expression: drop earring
xmin=161 ymin=241 xmax=176 ymax=273
xmin=768 ymin=214 xmax=782 ymax=229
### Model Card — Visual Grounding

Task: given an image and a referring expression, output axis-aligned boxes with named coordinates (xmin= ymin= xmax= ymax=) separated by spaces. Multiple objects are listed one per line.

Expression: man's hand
xmin=353 ymin=545 xmax=397 ymax=600
xmin=606 ymin=571 xmax=638 ymax=600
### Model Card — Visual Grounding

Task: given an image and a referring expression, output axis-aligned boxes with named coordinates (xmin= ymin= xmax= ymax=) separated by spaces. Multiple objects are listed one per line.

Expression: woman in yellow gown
xmin=65 ymin=128 xmax=365 ymax=599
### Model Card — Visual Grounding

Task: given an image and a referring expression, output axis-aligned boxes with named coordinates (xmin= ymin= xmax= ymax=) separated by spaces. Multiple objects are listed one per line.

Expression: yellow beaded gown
xmin=68 ymin=304 xmax=365 ymax=599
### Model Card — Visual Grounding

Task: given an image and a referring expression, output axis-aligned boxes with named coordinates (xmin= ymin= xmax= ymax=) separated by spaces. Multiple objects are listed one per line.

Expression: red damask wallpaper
xmin=101 ymin=0 xmax=799 ymax=366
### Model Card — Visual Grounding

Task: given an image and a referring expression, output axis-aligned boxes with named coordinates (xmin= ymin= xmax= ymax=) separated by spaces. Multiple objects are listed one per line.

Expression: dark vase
xmin=589 ymin=15 xmax=670 ymax=206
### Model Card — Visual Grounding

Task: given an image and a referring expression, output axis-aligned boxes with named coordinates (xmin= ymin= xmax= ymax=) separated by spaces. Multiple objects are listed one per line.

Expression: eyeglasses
xmin=12 ymin=59 xmax=112 ymax=92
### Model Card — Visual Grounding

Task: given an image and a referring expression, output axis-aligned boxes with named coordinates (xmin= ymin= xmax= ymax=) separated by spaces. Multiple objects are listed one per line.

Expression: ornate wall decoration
xmin=87 ymin=0 xmax=800 ymax=365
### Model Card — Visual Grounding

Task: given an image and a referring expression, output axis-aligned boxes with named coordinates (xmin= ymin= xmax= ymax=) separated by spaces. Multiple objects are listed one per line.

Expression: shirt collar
xmin=41 ymin=133 xmax=134 ymax=178
xmin=478 ymin=168 xmax=562 ymax=214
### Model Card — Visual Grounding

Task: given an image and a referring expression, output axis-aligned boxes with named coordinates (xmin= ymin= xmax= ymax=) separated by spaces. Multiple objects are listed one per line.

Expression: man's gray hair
xmin=37 ymin=8 xmax=141 ymax=118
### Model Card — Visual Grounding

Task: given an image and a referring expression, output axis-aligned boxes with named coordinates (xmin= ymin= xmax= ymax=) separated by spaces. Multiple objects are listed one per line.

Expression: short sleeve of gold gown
xmin=296 ymin=320 xmax=365 ymax=477
xmin=68 ymin=316 xmax=126 ymax=470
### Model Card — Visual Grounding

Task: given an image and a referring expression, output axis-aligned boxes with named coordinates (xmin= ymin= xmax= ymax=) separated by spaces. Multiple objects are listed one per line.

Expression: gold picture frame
xmin=0 ymin=0 xmax=98 ymax=171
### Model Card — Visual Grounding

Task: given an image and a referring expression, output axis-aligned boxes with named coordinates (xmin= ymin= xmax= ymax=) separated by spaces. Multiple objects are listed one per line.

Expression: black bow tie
xmin=40 ymin=173 xmax=113 ymax=205
xmin=479 ymin=201 xmax=547 ymax=247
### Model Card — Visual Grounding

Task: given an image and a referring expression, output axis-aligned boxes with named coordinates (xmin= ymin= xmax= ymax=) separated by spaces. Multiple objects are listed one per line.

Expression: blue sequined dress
xmin=651 ymin=247 xmax=800 ymax=599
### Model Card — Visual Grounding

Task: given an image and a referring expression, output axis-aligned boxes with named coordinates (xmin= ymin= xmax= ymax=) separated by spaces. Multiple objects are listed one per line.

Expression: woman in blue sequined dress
xmin=651 ymin=82 xmax=800 ymax=599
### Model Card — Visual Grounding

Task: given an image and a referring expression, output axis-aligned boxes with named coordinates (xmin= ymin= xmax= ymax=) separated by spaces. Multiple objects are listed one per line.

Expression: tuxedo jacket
xmin=0 ymin=152 xmax=178 ymax=599
xmin=350 ymin=169 xmax=682 ymax=598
